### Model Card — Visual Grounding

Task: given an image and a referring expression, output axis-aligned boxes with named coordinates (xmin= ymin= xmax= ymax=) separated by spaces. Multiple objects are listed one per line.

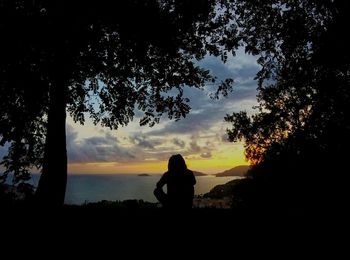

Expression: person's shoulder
xmin=186 ymin=169 xmax=194 ymax=175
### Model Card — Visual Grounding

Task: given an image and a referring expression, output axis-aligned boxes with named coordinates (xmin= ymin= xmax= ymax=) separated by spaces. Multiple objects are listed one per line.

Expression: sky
xmin=65 ymin=48 xmax=260 ymax=174
xmin=0 ymin=48 xmax=260 ymax=175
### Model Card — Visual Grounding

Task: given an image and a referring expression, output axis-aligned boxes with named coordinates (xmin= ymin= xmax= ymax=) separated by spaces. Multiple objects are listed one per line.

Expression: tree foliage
xmin=0 ymin=0 xmax=238 ymax=203
xmin=225 ymin=0 xmax=350 ymax=211
xmin=225 ymin=0 xmax=350 ymax=163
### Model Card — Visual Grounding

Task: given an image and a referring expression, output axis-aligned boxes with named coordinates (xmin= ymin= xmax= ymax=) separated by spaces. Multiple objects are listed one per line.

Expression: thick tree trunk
xmin=35 ymin=81 xmax=67 ymax=206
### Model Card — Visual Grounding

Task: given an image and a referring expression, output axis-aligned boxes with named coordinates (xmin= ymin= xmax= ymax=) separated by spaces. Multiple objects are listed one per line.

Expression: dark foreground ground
xmin=1 ymin=202 xmax=345 ymax=257
xmin=2 ymin=201 xmax=337 ymax=232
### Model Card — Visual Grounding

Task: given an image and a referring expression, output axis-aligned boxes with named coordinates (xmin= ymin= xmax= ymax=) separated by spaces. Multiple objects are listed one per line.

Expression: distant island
xmin=138 ymin=174 xmax=151 ymax=177
xmin=215 ymin=165 xmax=250 ymax=177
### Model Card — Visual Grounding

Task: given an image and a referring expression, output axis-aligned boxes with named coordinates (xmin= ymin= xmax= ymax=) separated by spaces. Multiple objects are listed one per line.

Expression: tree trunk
xmin=35 ymin=81 xmax=67 ymax=206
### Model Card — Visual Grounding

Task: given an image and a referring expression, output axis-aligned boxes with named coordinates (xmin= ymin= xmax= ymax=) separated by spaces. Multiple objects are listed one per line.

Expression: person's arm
xmin=189 ymin=170 xmax=196 ymax=185
xmin=156 ymin=172 xmax=168 ymax=189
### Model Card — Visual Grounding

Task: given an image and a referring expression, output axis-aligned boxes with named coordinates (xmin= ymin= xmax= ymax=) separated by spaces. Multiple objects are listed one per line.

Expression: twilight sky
xmin=0 ymin=48 xmax=260 ymax=174
xmin=65 ymin=48 xmax=260 ymax=174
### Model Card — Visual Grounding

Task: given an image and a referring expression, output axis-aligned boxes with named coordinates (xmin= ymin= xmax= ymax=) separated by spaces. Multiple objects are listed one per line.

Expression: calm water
xmin=30 ymin=174 xmax=238 ymax=205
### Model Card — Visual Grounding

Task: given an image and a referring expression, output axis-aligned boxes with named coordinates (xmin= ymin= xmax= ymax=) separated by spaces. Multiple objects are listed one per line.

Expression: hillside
xmin=215 ymin=165 xmax=250 ymax=177
xmin=203 ymin=179 xmax=243 ymax=199
xmin=193 ymin=171 xmax=207 ymax=176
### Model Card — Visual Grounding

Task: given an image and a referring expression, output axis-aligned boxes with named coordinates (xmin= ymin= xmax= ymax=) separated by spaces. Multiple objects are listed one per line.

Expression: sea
xmin=29 ymin=174 xmax=238 ymax=205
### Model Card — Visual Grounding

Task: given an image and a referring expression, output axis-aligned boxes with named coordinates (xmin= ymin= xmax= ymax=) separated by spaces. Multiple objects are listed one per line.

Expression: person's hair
xmin=168 ymin=154 xmax=187 ymax=173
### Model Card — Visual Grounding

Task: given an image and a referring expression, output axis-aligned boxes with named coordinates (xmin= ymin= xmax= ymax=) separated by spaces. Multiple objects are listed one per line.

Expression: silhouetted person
xmin=154 ymin=154 xmax=196 ymax=209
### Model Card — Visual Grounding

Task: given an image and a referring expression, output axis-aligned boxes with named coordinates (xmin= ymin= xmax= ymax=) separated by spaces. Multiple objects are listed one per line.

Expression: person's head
xmin=168 ymin=154 xmax=187 ymax=173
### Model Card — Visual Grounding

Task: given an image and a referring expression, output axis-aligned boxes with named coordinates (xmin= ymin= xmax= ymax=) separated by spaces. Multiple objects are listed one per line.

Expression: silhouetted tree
xmin=0 ymin=0 xmax=239 ymax=205
xmin=225 ymin=0 xmax=350 ymax=212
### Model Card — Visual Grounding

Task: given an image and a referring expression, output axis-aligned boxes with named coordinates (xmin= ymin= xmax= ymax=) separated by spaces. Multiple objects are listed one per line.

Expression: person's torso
xmin=166 ymin=170 xmax=195 ymax=206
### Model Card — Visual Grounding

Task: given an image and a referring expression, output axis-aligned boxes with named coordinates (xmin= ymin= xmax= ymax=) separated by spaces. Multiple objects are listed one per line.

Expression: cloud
xmin=226 ymin=48 xmax=261 ymax=71
xmin=67 ymin=125 xmax=138 ymax=163
xmin=129 ymin=134 xmax=162 ymax=149
xmin=221 ymin=133 xmax=230 ymax=142
xmin=172 ymin=138 xmax=185 ymax=148
xmin=146 ymin=91 xmax=256 ymax=138
xmin=200 ymin=151 xmax=212 ymax=158
xmin=174 ymin=136 xmax=214 ymax=159
xmin=188 ymin=139 xmax=201 ymax=153
xmin=67 ymin=125 xmax=178 ymax=164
